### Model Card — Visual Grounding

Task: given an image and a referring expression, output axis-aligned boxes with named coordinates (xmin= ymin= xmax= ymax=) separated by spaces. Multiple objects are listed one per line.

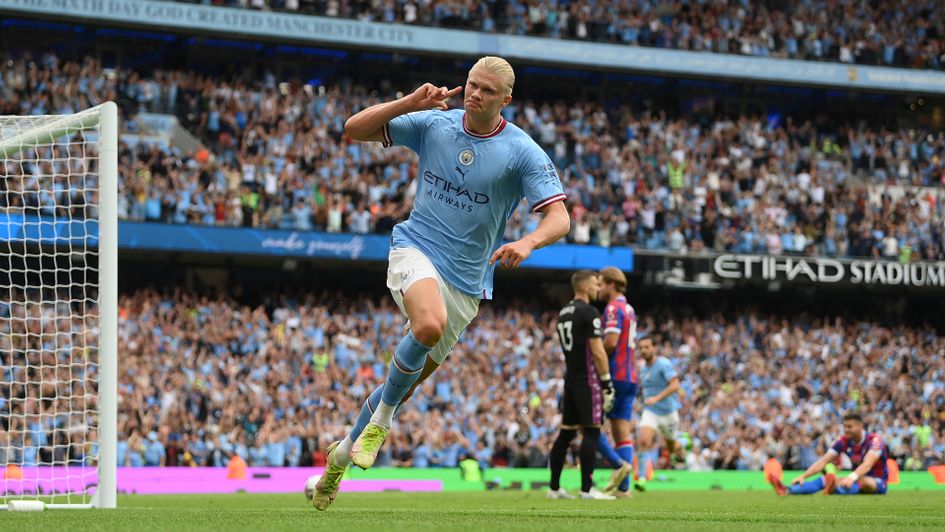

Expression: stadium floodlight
xmin=0 ymin=102 xmax=117 ymax=510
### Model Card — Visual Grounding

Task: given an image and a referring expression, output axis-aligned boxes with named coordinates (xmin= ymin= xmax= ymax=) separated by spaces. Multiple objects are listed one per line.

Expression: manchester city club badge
xmin=458 ymin=148 xmax=475 ymax=166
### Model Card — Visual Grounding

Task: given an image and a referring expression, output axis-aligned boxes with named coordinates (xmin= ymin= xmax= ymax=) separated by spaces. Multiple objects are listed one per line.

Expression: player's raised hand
xmin=489 ymin=240 xmax=534 ymax=269
xmin=410 ymin=83 xmax=462 ymax=112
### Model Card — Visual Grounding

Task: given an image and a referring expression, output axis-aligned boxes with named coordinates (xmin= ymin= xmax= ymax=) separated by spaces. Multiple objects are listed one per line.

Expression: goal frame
xmin=0 ymin=102 xmax=117 ymax=510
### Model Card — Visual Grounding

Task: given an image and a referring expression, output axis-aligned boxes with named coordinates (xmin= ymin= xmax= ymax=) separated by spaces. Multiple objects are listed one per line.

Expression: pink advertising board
xmin=2 ymin=467 xmax=442 ymax=495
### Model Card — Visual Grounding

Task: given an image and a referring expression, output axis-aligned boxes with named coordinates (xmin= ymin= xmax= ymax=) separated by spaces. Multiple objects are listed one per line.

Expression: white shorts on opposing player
xmin=387 ymin=247 xmax=480 ymax=364
xmin=640 ymin=409 xmax=680 ymax=441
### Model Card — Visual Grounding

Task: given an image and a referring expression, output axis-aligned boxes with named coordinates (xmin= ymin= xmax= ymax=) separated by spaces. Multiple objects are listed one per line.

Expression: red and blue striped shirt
xmin=603 ymin=296 xmax=637 ymax=383
xmin=828 ymin=432 xmax=889 ymax=481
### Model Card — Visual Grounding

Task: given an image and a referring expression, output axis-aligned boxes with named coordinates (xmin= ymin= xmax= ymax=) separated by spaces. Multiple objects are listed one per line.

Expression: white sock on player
xmin=332 ymin=436 xmax=353 ymax=467
xmin=369 ymin=400 xmax=397 ymax=429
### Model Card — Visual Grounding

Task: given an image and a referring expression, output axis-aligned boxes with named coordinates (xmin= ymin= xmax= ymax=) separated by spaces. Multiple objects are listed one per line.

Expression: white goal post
xmin=0 ymin=102 xmax=117 ymax=510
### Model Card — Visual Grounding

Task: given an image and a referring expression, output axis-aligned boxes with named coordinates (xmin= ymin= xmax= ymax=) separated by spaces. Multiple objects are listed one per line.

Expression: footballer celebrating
xmin=312 ymin=56 xmax=570 ymax=511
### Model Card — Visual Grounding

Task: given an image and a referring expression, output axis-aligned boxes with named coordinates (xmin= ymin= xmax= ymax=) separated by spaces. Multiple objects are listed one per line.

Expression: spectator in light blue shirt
xmin=413 ymin=443 xmax=431 ymax=468
xmin=266 ymin=436 xmax=287 ymax=467
xmin=22 ymin=435 xmax=38 ymax=467
xmin=292 ymin=198 xmax=312 ymax=231
xmin=145 ymin=190 xmax=162 ymax=221
xmin=145 ymin=431 xmax=166 ymax=466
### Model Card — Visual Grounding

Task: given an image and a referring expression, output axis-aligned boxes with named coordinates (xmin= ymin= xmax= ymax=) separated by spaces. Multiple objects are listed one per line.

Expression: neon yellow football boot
xmin=312 ymin=441 xmax=345 ymax=511
xmin=350 ymin=423 xmax=390 ymax=470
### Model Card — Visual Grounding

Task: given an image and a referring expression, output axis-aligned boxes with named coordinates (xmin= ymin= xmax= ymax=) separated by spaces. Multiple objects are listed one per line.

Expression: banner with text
xmin=0 ymin=215 xmax=632 ymax=271
xmin=118 ymin=221 xmax=633 ymax=271
xmin=714 ymin=254 xmax=945 ymax=288
xmin=2 ymin=0 xmax=945 ymax=93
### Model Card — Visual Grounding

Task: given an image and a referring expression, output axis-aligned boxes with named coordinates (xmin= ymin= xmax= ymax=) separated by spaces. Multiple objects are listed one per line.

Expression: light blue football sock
xmin=349 ymin=384 xmax=384 ymax=442
xmin=380 ymin=332 xmax=432 ymax=407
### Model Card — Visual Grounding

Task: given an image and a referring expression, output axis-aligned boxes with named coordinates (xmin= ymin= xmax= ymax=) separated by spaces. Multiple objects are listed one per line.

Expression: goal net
xmin=0 ymin=103 xmax=117 ymax=510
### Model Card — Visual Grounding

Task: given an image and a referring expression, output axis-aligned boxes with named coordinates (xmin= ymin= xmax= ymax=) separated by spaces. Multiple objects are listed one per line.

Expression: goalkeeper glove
xmin=600 ymin=373 xmax=616 ymax=413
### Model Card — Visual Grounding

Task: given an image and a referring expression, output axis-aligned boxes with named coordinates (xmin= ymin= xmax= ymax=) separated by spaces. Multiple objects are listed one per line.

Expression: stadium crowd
xmin=122 ymin=287 xmax=945 ymax=471
xmin=3 ymin=54 xmax=945 ymax=262
xmin=2 ymin=50 xmax=944 ymax=472
xmin=3 ymin=288 xmax=940 ymax=471
xmin=169 ymin=0 xmax=945 ymax=70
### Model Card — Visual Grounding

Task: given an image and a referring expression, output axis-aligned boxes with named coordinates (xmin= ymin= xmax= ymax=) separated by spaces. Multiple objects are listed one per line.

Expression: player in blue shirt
xmin=636 ymin=336 xmax=682 ymax=486
xmin=312 ymin=56 xmax=570 ymax=511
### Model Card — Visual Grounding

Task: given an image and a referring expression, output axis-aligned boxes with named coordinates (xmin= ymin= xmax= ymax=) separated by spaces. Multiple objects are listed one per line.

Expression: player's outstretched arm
xmin=345 ymin=83 xmax=462 ymax=143
xmin=791 ymin=452 xmax=833 ymax=485
xmin=490 ymin=201 xmax=569 ymax=268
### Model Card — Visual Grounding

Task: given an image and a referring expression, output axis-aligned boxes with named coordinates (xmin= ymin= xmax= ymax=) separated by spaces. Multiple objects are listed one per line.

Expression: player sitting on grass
xmin=768 ymin=412 xmax=889 ymax=496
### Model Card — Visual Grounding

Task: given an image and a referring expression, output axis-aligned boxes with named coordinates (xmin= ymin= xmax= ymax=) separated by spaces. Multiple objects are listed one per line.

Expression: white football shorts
xmin=640 ymin=409 xmax=680 ymax=441
xmin=386 ymin=247 xmax=480 ymax=365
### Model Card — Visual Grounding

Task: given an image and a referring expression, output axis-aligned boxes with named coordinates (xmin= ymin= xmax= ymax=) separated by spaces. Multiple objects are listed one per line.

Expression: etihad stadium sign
xmin=713 ymin=254 xmax=945 ymax=287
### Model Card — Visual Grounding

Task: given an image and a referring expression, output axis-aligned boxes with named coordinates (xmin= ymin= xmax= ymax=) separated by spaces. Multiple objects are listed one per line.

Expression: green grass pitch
xmin=1 ymin=491 xmax=943 ymax=530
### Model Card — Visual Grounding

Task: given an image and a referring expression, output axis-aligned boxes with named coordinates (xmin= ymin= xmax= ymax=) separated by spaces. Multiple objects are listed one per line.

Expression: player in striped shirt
xmin=596 ymin=267 xmax=639 ymax=496
xmin=769 ymin=412 xmax=889 ymax=496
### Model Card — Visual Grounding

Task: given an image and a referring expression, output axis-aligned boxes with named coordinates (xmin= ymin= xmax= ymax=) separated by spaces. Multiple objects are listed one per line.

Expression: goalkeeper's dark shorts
xmin=561 ymin=384 xmax=603 ymax=427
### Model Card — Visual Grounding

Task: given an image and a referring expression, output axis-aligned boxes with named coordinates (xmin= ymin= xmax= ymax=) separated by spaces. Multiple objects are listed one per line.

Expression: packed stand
xmin=170 ymin=0 xmax=945 ymax=70
xmin=3 ymin=53 xmax=945 ymax=261
xmin=4 ymin=288 xmax=935 ymax=470
xmin=0 ymin=288 xmax=101 ymax=467
xmin=1 ymin=286 xmax=942 ymax=470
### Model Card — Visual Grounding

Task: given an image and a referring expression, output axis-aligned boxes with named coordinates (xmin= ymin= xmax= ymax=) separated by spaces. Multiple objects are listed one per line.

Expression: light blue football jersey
xmin=383 ymin=109 xmax=565 ymax=299
xmin=641 ymin=356 xmax=680 ymax=415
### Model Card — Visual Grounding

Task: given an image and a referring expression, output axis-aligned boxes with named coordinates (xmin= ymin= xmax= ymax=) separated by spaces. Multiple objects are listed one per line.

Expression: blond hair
xmin=599 ymin=266 xmax=627 ymax=292
xmin=471 ymin=56 xmax=515 ymax=96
